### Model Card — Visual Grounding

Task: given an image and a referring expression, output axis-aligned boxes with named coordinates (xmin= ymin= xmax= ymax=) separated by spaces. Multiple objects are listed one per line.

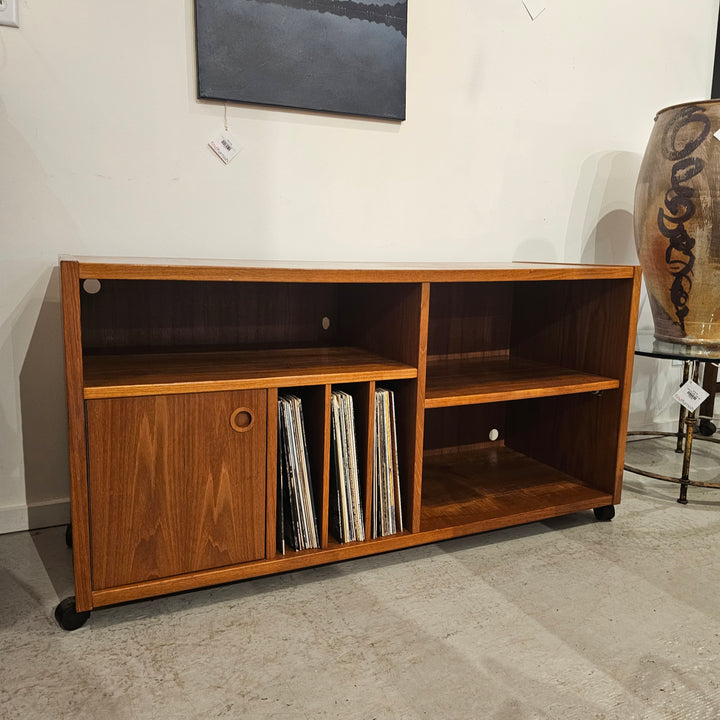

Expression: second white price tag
xmin=673 ymin=380 xmax=709 ymax=412
xmin=208 ymin=130 xmax=240 ymax=165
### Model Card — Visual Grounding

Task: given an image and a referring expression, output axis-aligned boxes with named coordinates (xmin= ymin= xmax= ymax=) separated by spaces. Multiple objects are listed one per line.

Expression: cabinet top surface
xmin=60 ymin=256 xmax=639 ymax=282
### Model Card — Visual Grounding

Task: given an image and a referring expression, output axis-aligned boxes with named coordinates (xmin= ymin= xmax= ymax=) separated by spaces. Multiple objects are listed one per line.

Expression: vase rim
xmin=655 ymin=98 xmax=720 ymax=119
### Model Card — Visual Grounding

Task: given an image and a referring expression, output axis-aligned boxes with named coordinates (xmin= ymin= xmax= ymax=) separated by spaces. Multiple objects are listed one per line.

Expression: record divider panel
xmin=57 ymin=258 xmax=641 ymax=622
xmin=358 ymin=382 xmax=376 ymax=544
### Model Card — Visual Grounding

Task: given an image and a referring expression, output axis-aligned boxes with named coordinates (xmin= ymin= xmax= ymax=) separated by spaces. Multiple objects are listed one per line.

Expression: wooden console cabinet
xmin=56 ymin=257 xmax=641 ymax=629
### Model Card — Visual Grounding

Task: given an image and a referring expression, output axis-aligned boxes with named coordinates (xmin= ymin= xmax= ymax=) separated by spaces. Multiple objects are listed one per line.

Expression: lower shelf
xmin=84 ymin=445 xmax=613 ymax=611
xmin=420 ymin=445 xmax=612 ymax=533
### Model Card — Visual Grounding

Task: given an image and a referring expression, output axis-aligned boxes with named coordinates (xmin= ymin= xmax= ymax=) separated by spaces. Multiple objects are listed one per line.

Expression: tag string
xmin=224 ymin=103 xmax=228 ymax=132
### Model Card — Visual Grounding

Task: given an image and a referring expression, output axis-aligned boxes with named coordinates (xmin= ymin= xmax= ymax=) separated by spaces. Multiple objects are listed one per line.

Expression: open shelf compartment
xmin=78 ymin=278 xmax=424 ymax=398
xmin=419 ymin=390 xmax=622 ymax=533
xmin=420 ymin=445 xmax=612 ymax=533
xmin=426 ymin=277 xmax=636 ymax=408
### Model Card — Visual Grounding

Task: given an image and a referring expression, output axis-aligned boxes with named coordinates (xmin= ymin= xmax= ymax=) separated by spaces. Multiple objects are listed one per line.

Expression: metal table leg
xmin=675 ymin=361 xmax=690 ymax=453
xmin=677 ymin=360 xmax=700 ymax=504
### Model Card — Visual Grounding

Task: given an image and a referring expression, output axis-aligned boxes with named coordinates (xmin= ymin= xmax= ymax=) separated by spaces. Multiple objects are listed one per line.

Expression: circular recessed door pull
xmin=230 ymin=408 xmax=254 ymax=433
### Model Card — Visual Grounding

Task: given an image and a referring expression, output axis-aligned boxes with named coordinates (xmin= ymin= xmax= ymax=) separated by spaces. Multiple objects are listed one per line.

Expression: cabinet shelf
xmin=424 ymin=356 xmax=619 ymax=408
xmin=420 ymin=445 xmax=612 ymax=533
xmin=83 ymin=346 xmax=417 ymax=399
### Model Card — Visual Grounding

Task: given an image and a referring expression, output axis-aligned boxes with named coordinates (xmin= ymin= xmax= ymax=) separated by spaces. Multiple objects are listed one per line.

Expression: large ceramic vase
xmin=634 ymin=100 xmax=720 ymax=345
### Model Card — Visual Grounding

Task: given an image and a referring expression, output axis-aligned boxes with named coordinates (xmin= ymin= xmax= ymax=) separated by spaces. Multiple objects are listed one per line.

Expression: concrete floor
xmin=2 ymin=437 xmax=720 ymax=719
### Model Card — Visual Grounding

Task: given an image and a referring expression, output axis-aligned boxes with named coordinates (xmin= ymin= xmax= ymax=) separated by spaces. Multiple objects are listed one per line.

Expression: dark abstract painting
xmin=195 ymin=0 xmax=407 ymax=120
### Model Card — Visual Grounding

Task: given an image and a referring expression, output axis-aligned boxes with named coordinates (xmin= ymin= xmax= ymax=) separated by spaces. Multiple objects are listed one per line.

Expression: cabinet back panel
xmin=80 ymin=280 xmax=342 ymax=351
xmin=423 ymin=404 xmax=507 ymax=454
xmin=427 ymin=283 xmax=513 ymax=359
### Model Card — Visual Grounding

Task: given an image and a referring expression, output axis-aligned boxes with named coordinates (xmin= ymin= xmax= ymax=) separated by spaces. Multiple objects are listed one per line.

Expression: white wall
xmin=1 ymin=0 xmax=717 ymax=532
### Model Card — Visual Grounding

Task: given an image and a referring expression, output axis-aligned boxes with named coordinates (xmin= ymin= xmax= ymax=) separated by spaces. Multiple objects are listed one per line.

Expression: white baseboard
xmin=0 ymin=498 xmax=71 ymax=534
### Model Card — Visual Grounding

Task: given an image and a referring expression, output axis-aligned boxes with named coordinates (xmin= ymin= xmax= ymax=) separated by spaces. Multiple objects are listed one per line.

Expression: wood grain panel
xmin=83 ymin=347 xmax=417 ymax=398
xmin=420 ymin=445 xmax=609 ymax=532
xmin=342 ymin=282 xmax=427 ymax=531
xmin=87 ymin=390 xmax=266 ymax=589
xmin=353 ymin=382 xmax=375 ymax=540
xmin=266 ymin=388 xmax=278 ymax=559
xmin=60 ymin=260 xmax=93 ymax=612
xmin=80 ymin=280 xmax=341 ymax=351
xmin=423 ymin=404 xmax=507 ymax=454
xmin=410 ymin=283 xmax=430 ymax=532
xmin=427 ymin=282 xmax=513 ymax=359
xmin=69 ymin=255 xmax=637 ymax=283
xmin=297 ymin=385 xmax=331 ymax=548
xmin=505 ymin=394 xmax=621 ymax=496
xmin=612 ymin=267 xmax=642 ymax=501
xmin=425 ymin=356 xmax=618 ymax=407
xmin=341 ymin=283 xmax=425 ymax=367
xmin=511 ymin=278 xmax=636 ymax=379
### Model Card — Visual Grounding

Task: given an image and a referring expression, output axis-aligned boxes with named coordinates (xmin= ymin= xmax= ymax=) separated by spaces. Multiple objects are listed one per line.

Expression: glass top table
xmin=626 ymin=331 xmax=720 ymax=503
xmin=634 ymin=330 xmax=720 ymax=363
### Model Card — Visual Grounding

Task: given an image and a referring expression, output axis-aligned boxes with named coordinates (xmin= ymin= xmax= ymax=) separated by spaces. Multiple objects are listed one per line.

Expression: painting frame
xmin=194 ymin=0 xmax=408 ymax=121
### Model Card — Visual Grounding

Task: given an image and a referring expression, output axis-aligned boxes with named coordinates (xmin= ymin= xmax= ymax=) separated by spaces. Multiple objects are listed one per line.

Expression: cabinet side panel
xmin=611 ymin=267 xmax=642 ymax=501
xmin=60 ymin=261 xmax=93 ymax=611
xmin=506 ymin=393 xmax=620 ymax=495
xmin=411 ymin=283 xmax=430 ymax=532
xmin=87 ymin=391 xmax=266 ymax=589
xmin=511 ymin=278 xmax=635 ymax=378
xmin=341 ymin=283 xmax=424 ymax=367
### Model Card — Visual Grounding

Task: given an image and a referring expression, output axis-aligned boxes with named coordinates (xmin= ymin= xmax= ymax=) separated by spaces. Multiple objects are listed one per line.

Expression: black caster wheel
xmin=593 ymin=505 xmax=615 ymax=522
xmin=698 ymin=418 xmax=716 ymax=437
xmin=54 ymin=596 xmax=90 ymax=631
xmin=65 ymin=523 xmax=73 ymax=548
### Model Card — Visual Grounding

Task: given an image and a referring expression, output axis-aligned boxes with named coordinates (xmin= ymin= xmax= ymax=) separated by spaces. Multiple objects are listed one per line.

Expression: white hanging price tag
xmin=208 ymin=130 xmax=240 ymax=165
xmin=673 ymin=380 xmax=709 ymax=412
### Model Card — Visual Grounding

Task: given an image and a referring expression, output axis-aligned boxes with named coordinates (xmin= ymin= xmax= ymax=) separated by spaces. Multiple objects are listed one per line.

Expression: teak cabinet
xmin=56 ymin=257 xmax=641 ymax=629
